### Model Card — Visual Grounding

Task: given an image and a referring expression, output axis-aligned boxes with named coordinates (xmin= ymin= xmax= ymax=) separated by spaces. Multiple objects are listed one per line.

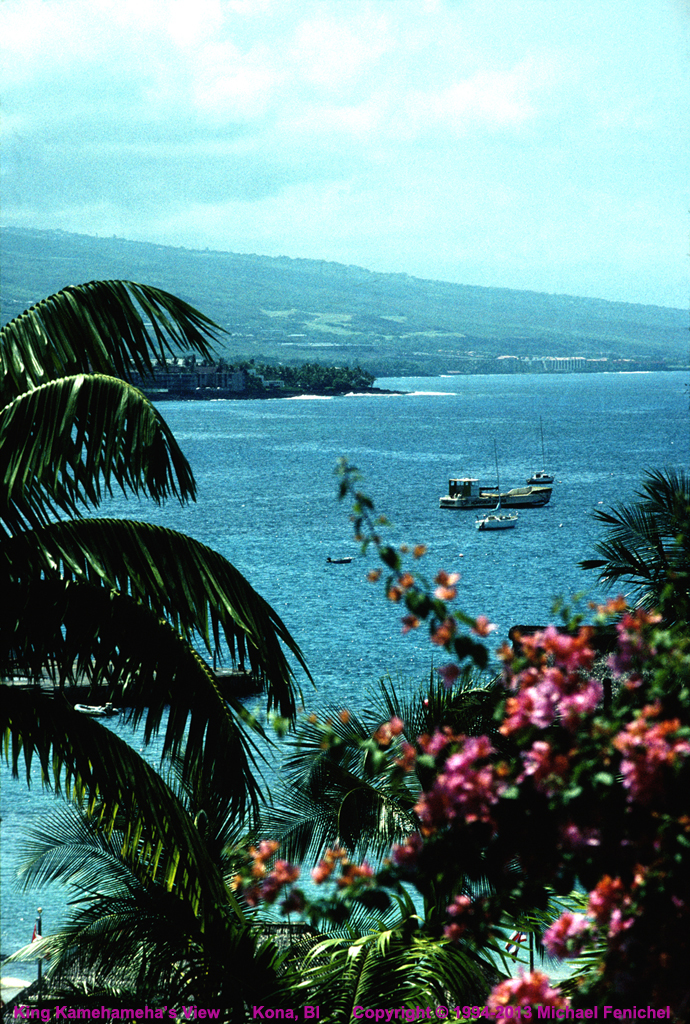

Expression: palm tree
xmin=261 ymin=671 xmax=504 ymax=867
xmin=0 ymin=280 xmax=311 ymax=910
xmin=292 ymin=926 xmax=494 ymax=1021
xmin=9 ymin=775 xmax=301 ymax=1012
xmin=579 ymin=467 xmax=690 ymax=623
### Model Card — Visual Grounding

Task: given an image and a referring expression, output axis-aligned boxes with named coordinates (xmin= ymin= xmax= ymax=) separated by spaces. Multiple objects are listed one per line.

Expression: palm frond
xmin=2 ymin=516 xmax=309 ymax=716
xmin=9 ymin=806 xmax=295 ymax=1007
xmin=260 ymin=674 xmax=501 ymax=866
xmin=0 ymin=578 xmax=281 ymax=817
xmin=0 ymin=374 xmax=197 ymax=532
xmin=294 ymin=930 xmax=494 ymax=1019
xmin=0 ymin=280 xmax=221 ymax=401
xmin=579 ymin=467 xmax=690 ymax=615
xmin=1 ymin=687 xmax=234 ymax=918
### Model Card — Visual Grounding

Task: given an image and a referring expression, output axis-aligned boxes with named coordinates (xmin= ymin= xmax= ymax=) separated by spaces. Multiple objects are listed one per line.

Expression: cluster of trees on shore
xmin=1 ymin=282 xmax=689 ymax=1021
xmin=249 ymin=360 xmax=376 ymax=392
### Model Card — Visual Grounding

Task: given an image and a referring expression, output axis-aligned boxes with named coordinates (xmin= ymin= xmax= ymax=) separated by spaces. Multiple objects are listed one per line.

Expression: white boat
xmin=475 ymin=442 xmax=518 ymax=531
xmin=475 ymin=508 xmax=518 ymax=531
xmin=326 ymin=556 xmax=353 ymax=564
xmin=74 ymin=702 xmax=119 ymax=717
xmin=526 ymin=418 xmax=554 ymax=485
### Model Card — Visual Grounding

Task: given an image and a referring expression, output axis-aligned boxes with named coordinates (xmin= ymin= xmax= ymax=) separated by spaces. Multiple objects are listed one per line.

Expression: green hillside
xmin=2 ymin=226 xmax=687 ymax=375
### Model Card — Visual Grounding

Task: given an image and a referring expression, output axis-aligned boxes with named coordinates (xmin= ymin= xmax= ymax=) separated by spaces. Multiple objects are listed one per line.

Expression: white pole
xmin=37 ymin=908 xmax=42 ymax=1002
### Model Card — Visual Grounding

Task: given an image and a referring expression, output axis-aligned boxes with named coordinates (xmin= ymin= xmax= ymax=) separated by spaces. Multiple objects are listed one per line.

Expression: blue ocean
xmin=1 ymin=371 xmax=688 ymax=982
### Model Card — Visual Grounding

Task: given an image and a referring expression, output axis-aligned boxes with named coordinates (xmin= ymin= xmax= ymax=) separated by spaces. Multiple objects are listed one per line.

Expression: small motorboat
xmin=326 ymin=556 xmax=353 ymax=564
xmin=475 ymin=442 xmax=518 ymax=530
xmin=475 ymin=509 xmax=518 ymax=531
xmin=74 ymin=701 xmax=120 ymax=717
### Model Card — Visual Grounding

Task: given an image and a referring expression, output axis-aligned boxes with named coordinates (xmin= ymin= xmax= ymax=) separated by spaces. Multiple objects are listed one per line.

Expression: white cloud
xmin=1 ymin=0 xmax=689 ymax=306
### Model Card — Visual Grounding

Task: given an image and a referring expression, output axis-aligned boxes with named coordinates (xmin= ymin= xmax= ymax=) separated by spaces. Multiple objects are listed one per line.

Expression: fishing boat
xmin=326 ymin=556 xmax=353 ymax=564
xmin=74 ymin=702 xmax=119 ymax=717
xmin=475 ymin=442 xmax=518 ymax=531
xmin=526 ymin=418 xmax=554 ymax=485
xmin=439 ymin=478 xmax=551 ymax=509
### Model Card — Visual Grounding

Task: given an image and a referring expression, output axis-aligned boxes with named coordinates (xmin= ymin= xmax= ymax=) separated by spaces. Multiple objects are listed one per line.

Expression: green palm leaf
xmin=294 ymin=929 xmax=494 ymax=1020
xmin=1 ymin=687 xmax=234 ymax=918
xmin=262 ymin=674 xmax=501 ymax=866
xmin=2 ymin=517 xmax=308 ymax=714
xmin=580 ymin=467 xmax=689 ymax=618
xmin=0 ymin=280 xmax=221 ymax=402
xmin=0 ymin=584 xmax=269 ymax=817
xmin=9 ymin=802 xmax=294 ymax=1007
xmin=0 ymin=374 xmax=197 ymax=532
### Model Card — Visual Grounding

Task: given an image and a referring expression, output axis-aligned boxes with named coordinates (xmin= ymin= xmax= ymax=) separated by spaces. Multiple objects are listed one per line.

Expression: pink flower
xmin=337 ymin=861 xmax=374 ymax=887
xmin=394 ymin=740 xmax=417 ymax=771
xmin=447 ymin=894 xmax=473 ymax=917
xmin=488 ymin=972 xmax=568 ymax=1009
xmin=543 ymin=913 xmax=590 ymax=959
xmin=311 ymin=862 xmax=332 ymax=884
xmin=587 ymin=876 xmax=626 ymax=925
xmin=518 ymin=741 xmax=570 ymax=795
xmin=609 ymin=609 xmax=662 ymax=676
xmin=437 ymin=663 xmax=461 ymax=689
xmin=431 ymin=617 xmax=457 ymax=646
xmin=501 ymin=680 xmax=560 ymax=734
xmin=391 ymin=832 xmax=424 ymax=869
xmin=373 ymin=716 xmax=405 ymax=747
xmin=434 ymin=570 xmax=460 ymax=600
xmin=418 ymin=726 xmax=463 ymax=758
xmin=613 ymin=708 xmax=690 ymax=804
xmin=415 ymin=735 xmax=506 ymax=830
xmin=559 ymin=822 xmax=601 ymax=851
xmin=608 ymin=907 xmax=635 ymax=939
xmin=472 ymin=615 xmax=497 ymax=637
xmin=272 ymin=860 xmax=300 ymax=884
xmin=559 ymin=678 xmax=603 ymax=730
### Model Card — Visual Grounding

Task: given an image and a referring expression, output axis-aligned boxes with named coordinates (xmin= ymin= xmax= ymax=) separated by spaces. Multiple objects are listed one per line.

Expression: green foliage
xmin=580 ymin=466 xmax=690 ymax=623
xmin=259 ymin=673 xmax=500 ymax=868
xmin=0 ymin=281 xmax=311 ymax=978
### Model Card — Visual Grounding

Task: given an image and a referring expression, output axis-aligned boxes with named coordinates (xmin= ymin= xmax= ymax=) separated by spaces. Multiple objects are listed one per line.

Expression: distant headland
xmin=2 ymin=226 xmax=687 ymax=376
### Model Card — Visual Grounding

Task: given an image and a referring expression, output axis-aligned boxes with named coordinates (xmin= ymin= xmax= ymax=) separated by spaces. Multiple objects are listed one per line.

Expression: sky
xmin=2 ymin=0 xmax=689 ymax=308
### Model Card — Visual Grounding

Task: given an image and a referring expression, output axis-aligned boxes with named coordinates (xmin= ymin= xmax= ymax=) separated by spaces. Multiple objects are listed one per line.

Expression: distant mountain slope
xmin=2 ymin=226 xmax=687 ymax=374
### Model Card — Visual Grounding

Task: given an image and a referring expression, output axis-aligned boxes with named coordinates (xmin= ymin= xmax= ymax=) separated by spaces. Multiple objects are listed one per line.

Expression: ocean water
xmin=1 ymin=371 xmax=688 ymax=981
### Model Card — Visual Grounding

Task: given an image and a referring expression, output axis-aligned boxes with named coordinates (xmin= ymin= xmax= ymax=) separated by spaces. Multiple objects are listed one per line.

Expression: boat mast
xmin=494 ymin=440 xmax=501 ymax=511
xmin=540 ymin=417 xmax=546 ymax=472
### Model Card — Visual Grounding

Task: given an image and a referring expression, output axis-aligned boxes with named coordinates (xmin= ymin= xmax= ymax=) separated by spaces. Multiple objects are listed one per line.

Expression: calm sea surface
xmin=2 ymin=371 xmax=688 ymax=977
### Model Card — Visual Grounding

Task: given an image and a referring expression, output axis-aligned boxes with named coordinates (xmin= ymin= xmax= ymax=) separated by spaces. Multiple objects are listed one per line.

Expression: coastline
xmin=141 ymin=385 xmax=407 ymax=401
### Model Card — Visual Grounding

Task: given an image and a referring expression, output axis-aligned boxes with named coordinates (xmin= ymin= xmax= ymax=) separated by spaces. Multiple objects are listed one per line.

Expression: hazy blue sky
xmin=2 ymin=0 xmax=688 ymax=307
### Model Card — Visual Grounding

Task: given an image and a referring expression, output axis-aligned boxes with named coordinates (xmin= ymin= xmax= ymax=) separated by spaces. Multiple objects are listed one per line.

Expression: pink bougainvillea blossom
xmin=391 ymin=831 xmax=424 ymax=869
xmin=374 ymin=716 xmax=405 ymax=747
xmin=437 ymin=662 xmax=461 ymax=688
xmin=472 ymin=615 xmax=498 ymax=637
xmin=431 ymin=617 xmax=457 ymax=646
xmin=587 ymin=875 xmax=627 ymax=926
xmin=415 ymin=735 xmax=506 ymax=831
xmin=518 ymin=740 xmax=571 ymax=795
xmin=613 ymin=705 xmax=690 ymax=803
xmin=559 ymin=822 xmax=601 ymax=851
xmin=609 ymin=609 xmax=662 ymax=676
xmin=559 ymin=677 xmax=604 ymax=730
xmin=434 ymin=570 xmax=460 ymax=600
xmin=488 ymin=971 xmax=568 ymax=1009
xmin=543 ymin=912 xmax=590 ymax=958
